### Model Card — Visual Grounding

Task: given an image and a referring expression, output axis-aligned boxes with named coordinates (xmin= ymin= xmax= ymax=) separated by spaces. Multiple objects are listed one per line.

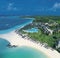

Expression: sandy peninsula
xmin=0 ymin=31 xmax=60 ymax=58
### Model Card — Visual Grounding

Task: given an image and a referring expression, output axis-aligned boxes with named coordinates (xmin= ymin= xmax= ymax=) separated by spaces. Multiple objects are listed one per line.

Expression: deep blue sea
xmin=0 ymin=16 xmax=48 ymax=58
xmin=0 ymin=16 xmax=33 ymax=34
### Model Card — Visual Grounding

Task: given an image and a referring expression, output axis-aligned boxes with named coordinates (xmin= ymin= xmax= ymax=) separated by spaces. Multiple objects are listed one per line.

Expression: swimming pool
xmin=23 ymin=28 xmax=38 ymax=33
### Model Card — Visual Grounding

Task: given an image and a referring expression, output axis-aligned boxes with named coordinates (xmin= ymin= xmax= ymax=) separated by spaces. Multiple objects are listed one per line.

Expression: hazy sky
xmin=0 ymin=0 xmax=60 ymax=15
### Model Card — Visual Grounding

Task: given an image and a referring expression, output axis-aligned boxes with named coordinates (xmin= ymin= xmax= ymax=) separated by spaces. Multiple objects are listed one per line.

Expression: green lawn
xmin=27 ymin=29 xmax=57 ymax=48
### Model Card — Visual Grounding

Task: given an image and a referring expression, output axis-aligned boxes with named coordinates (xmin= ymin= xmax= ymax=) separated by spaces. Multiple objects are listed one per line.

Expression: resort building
xmin=56 ymin=40 xmax=60 ymax=48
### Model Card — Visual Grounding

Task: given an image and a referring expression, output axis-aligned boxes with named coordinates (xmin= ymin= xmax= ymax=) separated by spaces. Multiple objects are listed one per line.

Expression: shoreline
xmin=0 ymin=31 xmax=60 ymax=58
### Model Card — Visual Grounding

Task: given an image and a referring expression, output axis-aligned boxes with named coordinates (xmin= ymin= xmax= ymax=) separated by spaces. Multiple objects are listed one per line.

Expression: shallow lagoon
xmin=0 ymin=38 xmax=47 ymax=58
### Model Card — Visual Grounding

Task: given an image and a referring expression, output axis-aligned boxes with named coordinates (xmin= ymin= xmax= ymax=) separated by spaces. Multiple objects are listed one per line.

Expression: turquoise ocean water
xmin=0 ymin=16 xmax=48 ymax=58
xmin=0 ymin=38 xmax=47 ymax=58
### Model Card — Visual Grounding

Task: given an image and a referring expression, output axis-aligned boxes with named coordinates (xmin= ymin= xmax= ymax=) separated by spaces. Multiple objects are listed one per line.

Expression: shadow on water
xmin=0 ymin=38 xmax=10 ymax=50
xmin=0 ymin=38 xmax=10 ymax=58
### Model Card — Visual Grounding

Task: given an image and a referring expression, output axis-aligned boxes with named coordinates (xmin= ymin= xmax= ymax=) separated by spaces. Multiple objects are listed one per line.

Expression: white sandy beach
xmin=0 ymin=31 xmax=60 ymax=58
